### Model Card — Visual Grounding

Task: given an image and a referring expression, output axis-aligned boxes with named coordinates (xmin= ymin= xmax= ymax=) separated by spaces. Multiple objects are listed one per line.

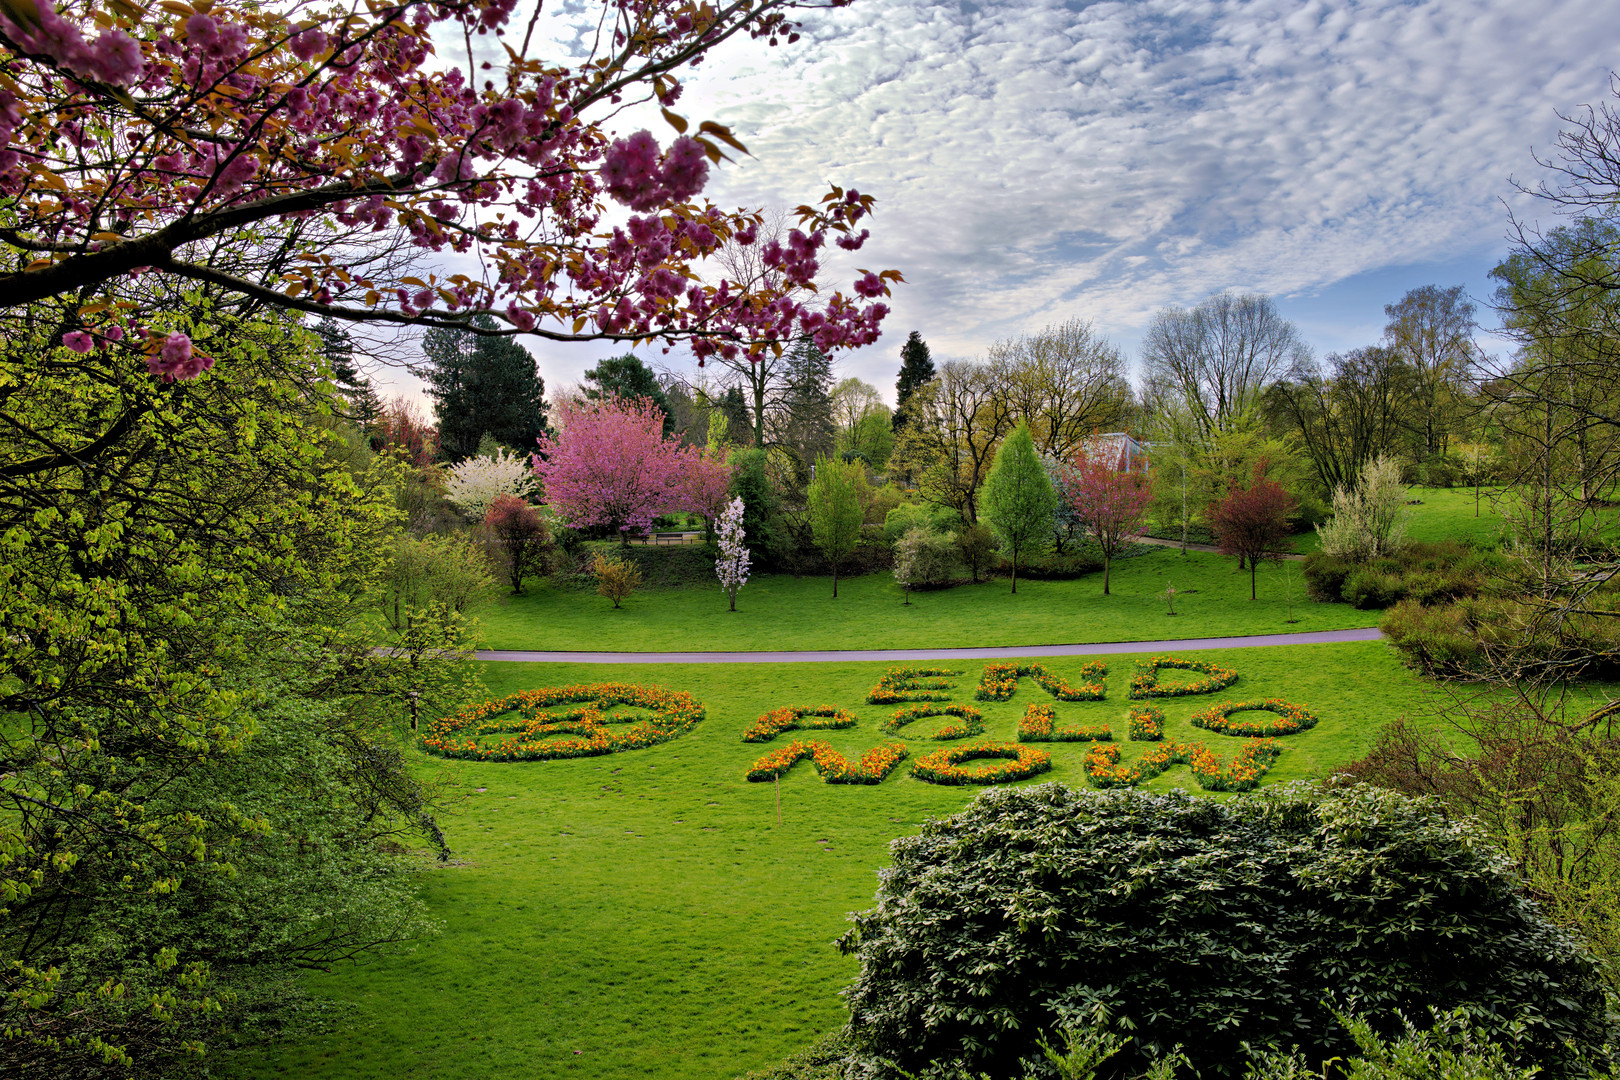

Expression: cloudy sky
xmin=380 ymin=0 xmax=1620 ymax=407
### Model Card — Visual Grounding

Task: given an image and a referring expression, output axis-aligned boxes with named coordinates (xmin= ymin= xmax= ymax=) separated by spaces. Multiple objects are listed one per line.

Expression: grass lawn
xmin=235 ymin=642 xmax=1443 ymax=1080
xmin=1286 ymin=485 xmax=1511 ymax=554
xmin=477 ymin=546 xmax=1376 ymax=652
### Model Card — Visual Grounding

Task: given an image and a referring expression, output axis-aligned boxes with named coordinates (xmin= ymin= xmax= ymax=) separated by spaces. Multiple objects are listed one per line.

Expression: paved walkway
xmin=475 ymin=626 xmax=1383 ymax=664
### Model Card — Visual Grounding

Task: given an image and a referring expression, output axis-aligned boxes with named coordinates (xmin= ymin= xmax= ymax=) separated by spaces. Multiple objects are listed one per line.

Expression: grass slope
xmin=237 ymin=642 xmax=1436 ymax=1080
xmin=478 ymin=546 xmax=1376 ymax=652
xmin=1287 ymin=485 xmax=1510 ymax=553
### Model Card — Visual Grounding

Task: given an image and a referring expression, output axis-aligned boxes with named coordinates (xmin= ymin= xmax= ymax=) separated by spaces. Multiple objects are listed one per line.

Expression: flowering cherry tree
xmin=0 ymin=0 xmax=898 ymax=382
xmin=715 ymin=495 xmax=749 ymax=611
xmin=533 ymin=394 xmax=717 ymax=539
xmin=1067 ymin=450 xmax=1153 ymax=596
xmin=444 ymin=446 xmax=537 ymax=522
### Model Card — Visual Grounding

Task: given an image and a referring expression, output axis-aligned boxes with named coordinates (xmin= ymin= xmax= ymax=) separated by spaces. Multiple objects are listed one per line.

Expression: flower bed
xmin=882 ymin=703 xmax=985 ymax=740
xmin=974 ymin=660 xmax=1106 ymax=701
xmin=1188 ymin=698 xmax=1320 ymax=737
xmin=1127 ymin=704 xmax=1164 ymax=741
xmin=422 ymin=683 xmax=704 ymax=761
xmin=910 ymin=741 xmax=1052 ymax=786
xmin=742 ymin=705 xmax=858 ymax=743
xmin=1017 ymin=702 xmax=1112 ymax=742
xmin=1127 ymin=656 xmax=1239 ymax=699
xmin=745 ymin=740 xmax=909 ymax=784
xmin=866 ymin=666 xmax=964 ymax=704
xmin=1084 ymin=739 xmax=1281 ymax=792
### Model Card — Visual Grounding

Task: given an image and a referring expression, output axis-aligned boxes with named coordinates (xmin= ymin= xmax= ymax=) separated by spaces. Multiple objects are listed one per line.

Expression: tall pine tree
xmin=778 ymin=336 xmax=836 ymax=486
xmin=583 ymin=353 xmax=673 ymax=435
xmin=313 ymin=315 xmax=383 ymax=431
xmin=421 ymin=313 xmax=549 ymax=462
xmin=893 ymin=330 xmax=935 ymax=433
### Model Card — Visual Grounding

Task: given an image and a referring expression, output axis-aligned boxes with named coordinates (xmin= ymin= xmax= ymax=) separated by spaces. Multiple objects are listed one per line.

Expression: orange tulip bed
xmin=910 ymin=741 xmax=1053 ymax=785
xmin=1017 ymin=702 xmax=1112 ymax=742
xmin=974 ymin=660 xmax=1107 ymax=702
xmin=1127 ymin=704 xmax=1165 ymax=741
xmin=745 ymin=739 xmax=910 ymax=784
xmin=421 ymin=682 xmax=704 ymax=761
xmin=742 ymin=705 xmax=858 ymax=743
xmin=1084 ymin=738 xmax=1281 ymax=792
xmin=1128 ymin=656 xmax=1239 ymax=699
xmin=1189 ymin=698 xmax=1320 ymax=737
xmin=865 ymin=666 xmax=964 ymax=705
xmin=882 ymin=703 xmax=986 ymax=740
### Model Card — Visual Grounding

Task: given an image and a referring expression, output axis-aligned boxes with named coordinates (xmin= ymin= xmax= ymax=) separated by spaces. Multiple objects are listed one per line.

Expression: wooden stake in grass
xmin=774 ymin=774 xmax=782 ymax=826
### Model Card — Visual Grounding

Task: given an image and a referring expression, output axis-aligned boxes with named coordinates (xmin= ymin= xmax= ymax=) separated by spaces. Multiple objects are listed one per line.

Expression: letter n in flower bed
xmin=745 ymin=740 xmax=909 ymax=784
xmin=1018 ymin=702 xmax=1111 ymax=742
xmin=974 ymin=660 xmax=1106 ymax=702
xmin=910 ymin=741 xmax=1052 ymax=786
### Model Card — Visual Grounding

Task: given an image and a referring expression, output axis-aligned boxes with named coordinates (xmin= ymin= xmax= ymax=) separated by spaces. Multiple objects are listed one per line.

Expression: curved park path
xmin=476 ymin=627 xmax=1383 ymax=665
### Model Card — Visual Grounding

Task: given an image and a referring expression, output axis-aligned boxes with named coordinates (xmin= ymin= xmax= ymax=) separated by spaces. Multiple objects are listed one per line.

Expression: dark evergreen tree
xmin=313 ymin=315 xmax=383 ymax=431
xmin=719 ymin=385 xmax=752 ymax=447
xmin=778 ymin=337 xmax=835 ymax=485
xmin=421 ymin=313 xmax=548 ymax=462
xmin=892 ymin=330 xmax=935 ymax=433
xmin=583 ymin=353 xmax=673 ymax=435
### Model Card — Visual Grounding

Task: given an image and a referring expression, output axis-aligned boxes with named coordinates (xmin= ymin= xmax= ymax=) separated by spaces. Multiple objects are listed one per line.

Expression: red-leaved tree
xmin=533 ymin=395 xmax=727 ymax=541
xmin=1206 ymin=464 xmax=1297 ymax=600
xmin=1067 ymin=450 xmax=1153 ymax=595
xmin=484 ymin=494 xmax=550 ymax=594
xmin=1 ymin=0 xmax=897 ymax=385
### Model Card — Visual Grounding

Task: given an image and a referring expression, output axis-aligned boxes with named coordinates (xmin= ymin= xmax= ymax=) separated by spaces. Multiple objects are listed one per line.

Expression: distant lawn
xmin=236 ymin=642 xmax=1441 ymax=1080
xmin=1287 ymin=484 xmax=1510 ymax=554
xmin=477 ymin=545 xmax=1376 ymax=652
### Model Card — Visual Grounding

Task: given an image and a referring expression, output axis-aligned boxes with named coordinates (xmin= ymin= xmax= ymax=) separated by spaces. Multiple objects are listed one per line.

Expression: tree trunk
xmin=1250 ymin=561 xmax=1257 ymax=600
xmin=1103 ymin=552 xmax=1111 ymax=595
xmin=832 ymin=563 xmax=839 ymax=598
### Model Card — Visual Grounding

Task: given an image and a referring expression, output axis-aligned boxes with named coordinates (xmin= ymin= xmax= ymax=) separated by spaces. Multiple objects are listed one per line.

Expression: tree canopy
xmin=422 ymin=312 xmax=548 ymax=460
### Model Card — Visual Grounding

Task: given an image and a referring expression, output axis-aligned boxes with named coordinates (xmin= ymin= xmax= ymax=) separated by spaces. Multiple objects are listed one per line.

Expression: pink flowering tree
xmin=1068 ymin=451 xmax=1154 ymax=596
xmin=1 ymin=0 xmax=897 ymax=387
xmin=683 ymin=448 xmax=735 ymax=539
xmin=533 ymin=395 xmax=724 ymax=541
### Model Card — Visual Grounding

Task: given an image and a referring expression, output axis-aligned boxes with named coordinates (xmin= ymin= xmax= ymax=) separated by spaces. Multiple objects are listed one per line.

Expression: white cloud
xmin=384 ymin=0 xmax=1620 ymax=407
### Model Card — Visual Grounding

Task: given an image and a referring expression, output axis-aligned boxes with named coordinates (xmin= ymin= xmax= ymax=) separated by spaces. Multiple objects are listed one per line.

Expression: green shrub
xmin=1016 ymin=550 xmax=1105 ymax=580
xmin=1342 ymin=566 xmax=1403 ymax=609
xmin=1302 ymin=551 xmax=1354 ymax=601
xmin=1379 ymin=600 xmax=1482 ymax=675
xmin=836 ymin=784 xmax=1606 ymax=1080
xmin=883 ymin=502 xmax=961 ymax=545
xmin=734 ymin=1031 xmax=850 ymax=1080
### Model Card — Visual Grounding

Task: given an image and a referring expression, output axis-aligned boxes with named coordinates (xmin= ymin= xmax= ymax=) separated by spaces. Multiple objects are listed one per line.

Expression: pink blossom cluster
xmin=532 ymin=396 xmax=734 ymax=537
xmin=1 ymin=3 xmax=144 ymax=86
xmin=147 ymin=333 xmax=215 ymax=382
xmin=2 ymin=0 xmax=896 ymax=371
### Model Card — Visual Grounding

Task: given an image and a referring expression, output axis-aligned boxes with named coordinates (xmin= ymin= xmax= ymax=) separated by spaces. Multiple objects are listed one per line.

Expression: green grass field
xmin=478 ymin=546 xmax=1376 ymax=652
xmin=1286 ymin=485 xmax=1510 ymax=553
xmin=236 ymin=642 xmax=1442 ymax=1080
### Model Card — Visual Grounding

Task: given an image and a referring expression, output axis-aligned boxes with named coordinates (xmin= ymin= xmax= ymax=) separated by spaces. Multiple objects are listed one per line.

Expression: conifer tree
xmin=313 ymin=315 xmax=383 ymax=431
xmin=422 ymin=314 xmax=549 ymax=462
xmin=583 ymin=353 xmax=674 ymax=435
xmin=893 ymin=330 xmax=936 ymax=433
xmin=779 ymin=337 xmax=836 ymax=485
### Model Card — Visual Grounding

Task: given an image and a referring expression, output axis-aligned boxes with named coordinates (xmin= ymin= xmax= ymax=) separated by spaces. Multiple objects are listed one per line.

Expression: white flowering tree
xmin=715 ymin=496 xmax=751 ymax=612
xmin=444 ymin=448 xmax=537 ymax=523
